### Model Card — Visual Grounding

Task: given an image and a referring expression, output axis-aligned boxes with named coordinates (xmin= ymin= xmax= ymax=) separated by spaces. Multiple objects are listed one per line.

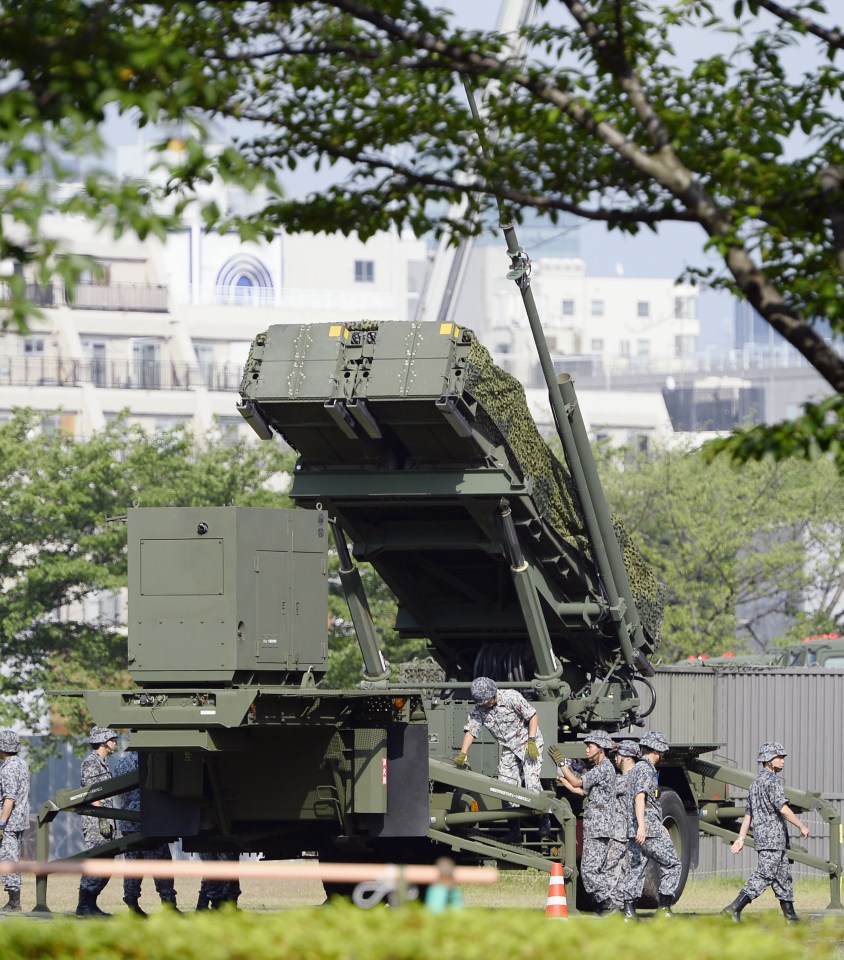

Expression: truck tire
xmin=639 ymin=788 xmax=692 ymax=908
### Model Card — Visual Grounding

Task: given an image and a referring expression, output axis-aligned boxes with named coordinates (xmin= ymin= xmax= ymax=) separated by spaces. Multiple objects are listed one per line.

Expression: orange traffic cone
xmin=545 ymin=861 xmax=568 ymax=918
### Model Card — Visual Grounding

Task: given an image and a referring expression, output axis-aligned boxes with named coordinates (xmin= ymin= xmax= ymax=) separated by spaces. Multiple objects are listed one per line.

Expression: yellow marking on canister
xmin=439 ymin=322 xmax=453 ymax=336
xmin=328 ymin=325 xmax=342 ymax=338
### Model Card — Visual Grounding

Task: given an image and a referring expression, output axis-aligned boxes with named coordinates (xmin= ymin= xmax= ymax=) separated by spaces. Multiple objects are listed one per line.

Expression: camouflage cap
xmin=615 ymin=739 xmax=641 ymax=759
xmin=640 ymin=730 xmax=669 ymax=753
xmin=0 ymin=730 xmax=20 ymax=753
xmin=471 ymin=677 xmax=497 ymax=705
xmin=89 ymin=725 xmax=119 ymax=745
xmin=757 ymin=741 xmax=787 ymax=763
xmin=583 ymin=730 xmax=615 ymax=751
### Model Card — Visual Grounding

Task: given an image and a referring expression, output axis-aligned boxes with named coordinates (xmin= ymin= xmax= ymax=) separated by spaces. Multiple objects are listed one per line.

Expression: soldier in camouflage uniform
xmin=114 ymin=749 xmax=179 ymax=915
xmin=75 ymin=726 xmax=119 ymax=917
xmin=0 ymin=730 xmax=30 ymax=912
xmin=548 ymin=730 xmax=617 ymax=913
xmin=551 ymin=730 xmax=618 ymax=913
xmin=623 ymin=730 xmax=681 ymax=920
xmin=606 ymin=739 xmax=639 ymax=911
xmin=722 ymin=742 xmax=809 ymax=923
xmin=455 ymin=677 xmax=552 ymax=842
xmin=196 ymin=851 xmax=242 ymax=910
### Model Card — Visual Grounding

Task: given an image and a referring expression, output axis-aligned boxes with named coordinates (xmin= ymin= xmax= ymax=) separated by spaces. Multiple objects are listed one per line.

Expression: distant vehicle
xmin=667 ymin=633 xmax=844 ymax=670
xmin=770 ymin=634 xmax=844 ymax=669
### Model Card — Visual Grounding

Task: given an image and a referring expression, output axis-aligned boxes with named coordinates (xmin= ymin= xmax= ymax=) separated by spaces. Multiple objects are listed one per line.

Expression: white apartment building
xmin=453 ymin=246 xmax=700 ymax=389
xmin=0 ymin=207 xmax=428 ymax=439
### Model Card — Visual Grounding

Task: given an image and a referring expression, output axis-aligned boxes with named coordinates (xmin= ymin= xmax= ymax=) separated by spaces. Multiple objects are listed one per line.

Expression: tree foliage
xmin=3 ymin=0 xmax=844 ymax=460
xmin=599 ymin=442 xmax=844 ymax=661
xmin=0 ymin=411 xmax=294 ymax=737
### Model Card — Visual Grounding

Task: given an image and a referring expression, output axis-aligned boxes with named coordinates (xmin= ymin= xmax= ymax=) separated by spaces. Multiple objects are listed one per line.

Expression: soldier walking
xmin=606 ymin=739 xmax=639 ymax=911
xmin=551 ymin=730 xmax=618 ymax=913
xmin=623 ymin=730 xmax=681 ymax=920
xmin=75 ymin=725 xmax=119 ymax=918
xmin=722 ymin=741 xmax=809 ymax=923
xmin=0 ymin=730 xmax=30 ymax=913
xmin=114 ymin=749 xmax=179 ymax=915
xmin=455 ymin=677 xmax=552 ymax=842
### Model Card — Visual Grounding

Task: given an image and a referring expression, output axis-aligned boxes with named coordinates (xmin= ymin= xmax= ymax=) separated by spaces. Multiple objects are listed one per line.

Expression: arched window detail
xmin=215 ymin=256 xmax=273 ymax=304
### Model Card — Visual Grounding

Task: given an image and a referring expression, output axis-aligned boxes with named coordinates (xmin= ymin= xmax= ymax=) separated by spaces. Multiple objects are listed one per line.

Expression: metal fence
xmin=0 ymin=356 xmax=244 ymax=392
xmin=643 ymin=668 xmax=844 ymax=878
xmin=2 ymin=282 xmax=169 ymax=312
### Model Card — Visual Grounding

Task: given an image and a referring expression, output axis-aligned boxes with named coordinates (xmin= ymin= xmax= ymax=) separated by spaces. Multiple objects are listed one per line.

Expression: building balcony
xmin=3 ymin=282 xmax=169 ymax=313
xmin=0 ymin=356 xmax=244 ymax=392
xmin=181 ymin=284 xmax=397 ymax=312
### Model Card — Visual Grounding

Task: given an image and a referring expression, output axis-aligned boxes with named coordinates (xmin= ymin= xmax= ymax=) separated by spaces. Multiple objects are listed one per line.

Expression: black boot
xmin=779 ymin=900 xmax=800 ymax=923
xmin=90 ymin=892 xmax=111 ymax=917
xmin=196 ymin=890 xmax=211 ymax=911
xmin=1 ymin=889 xmax=21 ymax=913
xmin=123 ymin=897 xmax=148 ymax=917
xmin=721 ymin=891 xmax=751 ymax=922
xmin=623 ymin=900 xmax=638 ymax=921
xmin=76 ymin=889 xmax=111 ymax=918
xmin=657 ymin=892 xmax=674 ymax=916
xmin=211 ymin=896 xmax=240 ymax=911
xmin=160 ymin=895 xmax=181 ymax=912
xmin=538 ymin=815 xmax=554 ymax=841
xmin=597 ymin=899 xmax=620 ymax=916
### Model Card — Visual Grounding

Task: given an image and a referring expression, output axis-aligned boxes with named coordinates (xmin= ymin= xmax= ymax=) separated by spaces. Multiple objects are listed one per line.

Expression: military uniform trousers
xmin=123 ymin=838 xmax=176 ymax=901
xmin=580 ymin=837 xmax=624 ymax=905
xmin=624 ymin=829 xmax=681 ymax=900
xmin=741 ymin=849 xmax=794 ymax=902
xmin=199 ymin=852 xmax=241 ymax=905
xmin=604 ymin=837 xmax=628 ymax=908
xmin=498 ymin=749 xmax=542 ymax=792
xmin=0 ymin=830 xmax=24 ymax=892
xmin=80 ymin=818 xmax=114 ymax=895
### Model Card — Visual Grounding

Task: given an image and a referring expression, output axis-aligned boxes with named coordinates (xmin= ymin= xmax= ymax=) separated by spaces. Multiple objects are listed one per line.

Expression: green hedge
xmin=0 ymin=904 xmax=840 ymax=960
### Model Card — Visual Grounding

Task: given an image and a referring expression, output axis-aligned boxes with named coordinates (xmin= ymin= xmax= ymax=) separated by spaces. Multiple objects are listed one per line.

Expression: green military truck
xmin=38 ymin=236 xmax=843 ymax=913
xmin=669 ymin=634 xmax=844 ymax=670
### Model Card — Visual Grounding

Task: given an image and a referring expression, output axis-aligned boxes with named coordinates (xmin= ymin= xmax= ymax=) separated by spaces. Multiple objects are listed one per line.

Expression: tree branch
xmin=324 ymin=0 xmax=844 ymax=390
xmin=758 ymin=0 xmax=844 ymax=51
xmin=820 ymin=165 xmax=844 ymax=274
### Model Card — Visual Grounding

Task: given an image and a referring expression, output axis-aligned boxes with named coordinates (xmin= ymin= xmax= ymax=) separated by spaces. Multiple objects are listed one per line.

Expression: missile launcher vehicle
xmin=39 ymin=230 xmax=842 ymax=914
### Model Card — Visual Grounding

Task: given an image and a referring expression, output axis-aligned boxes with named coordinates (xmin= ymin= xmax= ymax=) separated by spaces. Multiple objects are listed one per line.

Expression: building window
xmin=636 ymin=339 xmax=650 ymax=356
xmin=355 ymin=260 xmax=375 ymax=283
xmin=675 ymin=296 xmax=696 ymax=319
xmin=195 ymin=343 xmax=216 ymax=388
xmin=217 ymin=416 xmax=243 ymax=447
xmin=79 ymin=264 xmax=111 ymax=286
xmin=675 ymin=334 xmax=696 ymax=358
xmin=637 ymin=300 xmax=650 ymax=318
xmin=590 ymin=338 xmax=604 ymax=353
xmin=41 ymin=414 xmax=62 ymax=437
xmin=83 ymin=340 xmax=107 ymax=387
xmin=590 ymin=299 xmax=604 ymax=317
xmin=131 ymin=339 xmax=161 ymax=389
xmin=562 ymin=298 xmax=575 ymax=316
xmin=23 ymin=338 xmax=44 ymax=354
xmin=619 ymin=340 xmax=631 ymax=357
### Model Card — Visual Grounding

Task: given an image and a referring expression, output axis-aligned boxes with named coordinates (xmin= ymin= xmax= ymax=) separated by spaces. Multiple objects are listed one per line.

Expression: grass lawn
xmin=15 ymin=869 xmax=840 ymax=918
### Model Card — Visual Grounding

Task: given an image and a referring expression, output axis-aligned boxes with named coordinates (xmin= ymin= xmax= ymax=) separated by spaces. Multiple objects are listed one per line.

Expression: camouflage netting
xmin=462 ymin=334 xmax=664 ymax=645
